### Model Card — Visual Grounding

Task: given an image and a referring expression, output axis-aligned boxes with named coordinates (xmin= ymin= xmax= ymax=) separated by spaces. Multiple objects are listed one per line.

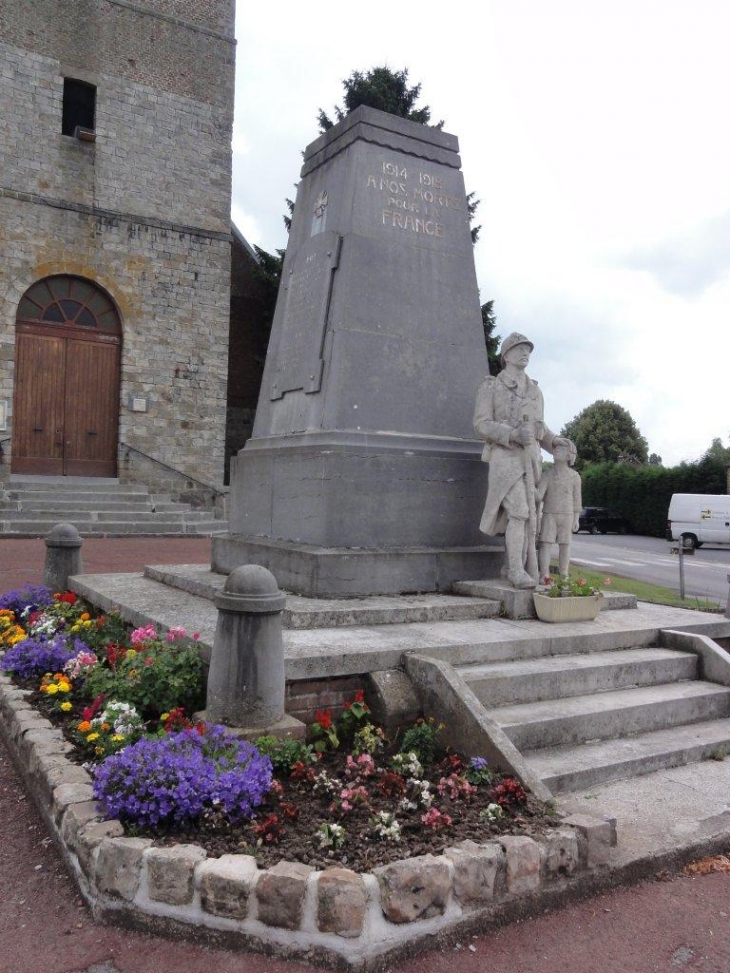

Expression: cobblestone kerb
xmin=0 ymin=673 xmax=617 ymax=969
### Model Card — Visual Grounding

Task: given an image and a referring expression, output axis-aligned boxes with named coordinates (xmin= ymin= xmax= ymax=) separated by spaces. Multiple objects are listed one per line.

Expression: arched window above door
xmin=17 ymin=276 xmax=121 ymax=334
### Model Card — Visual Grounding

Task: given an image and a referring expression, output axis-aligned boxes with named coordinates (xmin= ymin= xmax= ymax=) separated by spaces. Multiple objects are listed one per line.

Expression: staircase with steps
xmin=459 ymin=641 xmax=730 ymax=795
xmin=70 ymin=563 xmax=730 ymax=799
xmin=0 ymin=476 xmax=227 ymax=536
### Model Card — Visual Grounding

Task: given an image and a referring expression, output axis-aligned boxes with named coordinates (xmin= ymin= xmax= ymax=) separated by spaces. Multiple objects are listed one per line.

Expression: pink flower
xmin=130 ymin=623 xmax=157 ymax=645
xmin=192 ymin=632 xmax=200 ymax=640
xmin=421 ymin=808 xmax=452 ymax=829
xmin=166 ymin=626 xmax=187 ymax=642
xmin=604 ymin=578 xmax=613 ymax=586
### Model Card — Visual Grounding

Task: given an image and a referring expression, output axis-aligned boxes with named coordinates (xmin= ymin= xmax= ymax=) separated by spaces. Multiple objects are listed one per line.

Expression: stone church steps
xmin=0 ymin=477 xmax=226 ymax=536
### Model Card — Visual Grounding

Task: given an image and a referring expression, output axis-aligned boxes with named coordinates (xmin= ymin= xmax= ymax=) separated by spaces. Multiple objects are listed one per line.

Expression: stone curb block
xmin=0 ymin=674 xmax=617 ymax=967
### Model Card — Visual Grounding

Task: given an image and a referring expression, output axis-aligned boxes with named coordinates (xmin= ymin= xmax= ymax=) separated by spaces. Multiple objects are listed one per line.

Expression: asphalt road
xmin=570 ymin=532 xmax=730 ymax=606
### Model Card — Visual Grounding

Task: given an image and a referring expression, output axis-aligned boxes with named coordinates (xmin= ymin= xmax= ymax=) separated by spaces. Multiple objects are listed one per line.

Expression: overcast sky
xmin=231 ymin=0 xmax=730 ymax=466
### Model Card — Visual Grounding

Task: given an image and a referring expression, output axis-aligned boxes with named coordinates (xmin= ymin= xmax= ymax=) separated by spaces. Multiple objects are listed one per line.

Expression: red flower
xmin=315 ymin=708 xmax=332 ymax=730
xmin=354 ymin=689 xmax=365 ymax=703
xmin=55 ymin=592 xmax=77 ymax=605
xmin=82 ymin=693 xmax=105 ymax=722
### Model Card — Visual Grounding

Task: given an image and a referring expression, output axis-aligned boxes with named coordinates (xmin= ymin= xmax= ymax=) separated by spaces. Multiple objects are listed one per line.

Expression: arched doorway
xmin=12 ymin=275 xmax=122 ymax=476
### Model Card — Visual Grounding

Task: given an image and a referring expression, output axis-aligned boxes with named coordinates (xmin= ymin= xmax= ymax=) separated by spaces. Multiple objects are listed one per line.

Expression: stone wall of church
xmin=0 ymin=0 xmax=235 ymax=487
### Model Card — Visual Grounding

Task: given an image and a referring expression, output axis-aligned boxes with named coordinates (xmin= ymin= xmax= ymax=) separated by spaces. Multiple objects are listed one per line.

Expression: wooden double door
xmin=12 ymin=276 xmax=121 ymax=477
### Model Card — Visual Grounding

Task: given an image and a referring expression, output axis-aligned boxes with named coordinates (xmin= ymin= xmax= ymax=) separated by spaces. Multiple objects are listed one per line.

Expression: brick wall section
xmin=0 ymin=0 xmax=234 ymax=486
xmin=285 ymin=676 xmax=366 ymax=725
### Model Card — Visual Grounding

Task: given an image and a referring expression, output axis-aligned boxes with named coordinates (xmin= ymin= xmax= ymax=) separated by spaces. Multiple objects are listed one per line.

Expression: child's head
xmin=553 ymin=440 xmax=577 ymax=467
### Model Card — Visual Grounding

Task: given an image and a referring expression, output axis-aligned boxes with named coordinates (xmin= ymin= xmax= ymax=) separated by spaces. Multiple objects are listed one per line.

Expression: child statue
xmin=536 ymin=439 xmax=582 ymax=580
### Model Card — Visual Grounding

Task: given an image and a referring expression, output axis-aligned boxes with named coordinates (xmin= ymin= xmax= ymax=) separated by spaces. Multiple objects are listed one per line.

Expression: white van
xmin=667 ymin=493 xmax=730 ymax=549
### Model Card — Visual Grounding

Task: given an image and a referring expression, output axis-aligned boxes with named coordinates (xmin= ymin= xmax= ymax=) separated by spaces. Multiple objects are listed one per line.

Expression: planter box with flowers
xmin=533 ymin=575 xmax=611 ymax=623
xmin=0 ymin=583 xmax=617 ymax=967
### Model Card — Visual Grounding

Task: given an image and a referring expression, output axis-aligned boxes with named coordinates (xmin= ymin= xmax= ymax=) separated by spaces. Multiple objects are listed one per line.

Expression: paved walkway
xmin=0 ymin=538 xmax=728 ymax=973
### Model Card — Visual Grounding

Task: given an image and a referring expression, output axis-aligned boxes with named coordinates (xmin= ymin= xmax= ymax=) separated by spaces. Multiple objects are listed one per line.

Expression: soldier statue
xmin=473 ymin=332 xmax=573 ymax=589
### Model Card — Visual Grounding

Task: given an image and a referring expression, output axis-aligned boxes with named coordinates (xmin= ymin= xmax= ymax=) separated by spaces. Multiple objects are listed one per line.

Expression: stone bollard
xmin=43 ymin=523 xmax=83 ymax=592
xmin=726 ymin=572 xmax=730 ymax=618
xmin=205 ymin=565 xmax=303 ymax=738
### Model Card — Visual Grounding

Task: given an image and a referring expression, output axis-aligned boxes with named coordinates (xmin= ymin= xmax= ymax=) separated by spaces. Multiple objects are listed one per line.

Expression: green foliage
xmin=338 ymin=692 xmax=371 ymax=745
xmin=562 ymin=400 xmax=649 ymax=469
xmin=581 ymin=456 xmax=728 ymax=537
xmin=352 ymin=723 xmax=385 ymax=755
xmin=399 ymin=718 xmax=443 ymax=765
xmin=254 ymin=735 xmax=317 ymax=775
xmin=81 ymin=643 xmax=204 ymax=719
xmin=481 ymin=300 xmax=500 ymax=374
xmin=703 ymin=436 xmax=730 ymax=464
xmin=318 ymin=66 xmax=438 ymax=133
xmin=467 ymin=191 xmax=481 ymax=245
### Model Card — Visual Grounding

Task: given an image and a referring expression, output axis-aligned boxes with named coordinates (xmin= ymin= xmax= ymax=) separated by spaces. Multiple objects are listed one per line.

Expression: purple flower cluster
xmin=0 ymin=634 xmax=80 ymax=680
xmin=92 ymin=725 xmax=273 ymax=828
xmin=0 ymin=584 xmax=53 ymax=616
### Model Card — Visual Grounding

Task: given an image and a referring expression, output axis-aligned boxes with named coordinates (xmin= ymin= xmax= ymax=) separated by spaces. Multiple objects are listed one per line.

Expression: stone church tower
xmin=0 ymin=0 xmax=236 ymax=486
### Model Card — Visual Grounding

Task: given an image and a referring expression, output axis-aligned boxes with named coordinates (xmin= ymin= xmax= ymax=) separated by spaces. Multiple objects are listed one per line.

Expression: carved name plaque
xmin=270 ymin=230 xmax=341 ymax=400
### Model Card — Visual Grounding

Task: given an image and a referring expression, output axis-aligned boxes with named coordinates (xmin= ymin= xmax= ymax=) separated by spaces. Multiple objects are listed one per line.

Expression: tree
xmin=703 ymin=436 xmax=730 ymax=465
xmin=317 ymin=66 xmax=440 ymax=133
xmin=251 ymin=245 xmax=285 ymax=349
xmin=561 ymin=400 xmax=649 ymax=470
xmin=648 ymin=453 xmax=663 ymax=466
xmin=481 ymin=300 xmax=500 ymax=374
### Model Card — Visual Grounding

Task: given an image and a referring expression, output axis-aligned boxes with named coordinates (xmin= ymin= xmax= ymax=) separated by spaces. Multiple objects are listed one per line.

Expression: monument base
xmin=193 ymin=711 xmax=306 ymax=742
xmin=212 ymin=535 xmax=504 ymax=598
xmin=452 ymin=580 xmax=537 ymax=619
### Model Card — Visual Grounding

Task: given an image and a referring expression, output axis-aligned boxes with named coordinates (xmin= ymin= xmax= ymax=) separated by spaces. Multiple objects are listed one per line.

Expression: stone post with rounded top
xmin=43 ymin=523 xmax=83 ymax=592
xmin=204 ymin=564 xmax=304 ymax=739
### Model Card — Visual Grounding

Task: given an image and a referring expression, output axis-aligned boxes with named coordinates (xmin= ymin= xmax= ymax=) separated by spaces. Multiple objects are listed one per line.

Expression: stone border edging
xmin=0 ymin=672 xmax=617 ymax=969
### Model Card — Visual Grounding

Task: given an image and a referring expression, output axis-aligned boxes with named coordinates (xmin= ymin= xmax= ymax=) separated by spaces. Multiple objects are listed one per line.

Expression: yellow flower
xmin=111 ymin=734 xmax=125 ymax=742
xmin=160 ymin=713 xmax=169 ymax=722
xmin=60 ymin=701 xmax=73 ymax=712
xmin=86 ymin=732 xmax=100 ymax=742
xmin=45 ymin=684 xmax=59 ymax=695
xmin=128 ymin=668 xmax=137 ymax=678
xmin=126 ymin=649 xmax=137 ymax=659
xmin=95 ymin=746 xmax=104 ymax=755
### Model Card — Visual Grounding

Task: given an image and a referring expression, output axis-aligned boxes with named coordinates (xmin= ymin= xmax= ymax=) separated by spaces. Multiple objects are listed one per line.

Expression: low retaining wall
xmin=0 ymin=672 xmax=617 ymax=969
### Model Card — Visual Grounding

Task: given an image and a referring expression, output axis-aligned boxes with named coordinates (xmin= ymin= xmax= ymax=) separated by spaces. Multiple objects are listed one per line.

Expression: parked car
xmin=666 ymin=493 xmax=730 ymax=550
xmin=575 ymin=507 xmax=632 ymax=535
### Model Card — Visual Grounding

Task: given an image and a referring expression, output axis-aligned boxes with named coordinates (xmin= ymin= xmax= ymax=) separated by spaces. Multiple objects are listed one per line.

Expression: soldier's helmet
xmin=499 ymin=332 xmax=534 ymax=366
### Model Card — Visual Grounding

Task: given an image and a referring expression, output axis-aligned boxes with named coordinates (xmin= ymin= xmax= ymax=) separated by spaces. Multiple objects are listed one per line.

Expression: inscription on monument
xmin=365 ymin=159 xmax=461 ymax=238
xmin=270 ymin=230 xmax=341 ymax=400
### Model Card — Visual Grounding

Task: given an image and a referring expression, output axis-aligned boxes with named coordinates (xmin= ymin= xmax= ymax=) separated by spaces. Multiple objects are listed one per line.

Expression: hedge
xmin=581 ymin=458 xmax=728 ymax=537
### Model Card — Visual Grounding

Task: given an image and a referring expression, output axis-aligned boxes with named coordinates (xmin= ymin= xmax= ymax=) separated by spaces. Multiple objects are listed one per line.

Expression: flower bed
xmin=0 ymin=582 xmax=618 ymax=965
xmin=0 ymin=584 xmax=555 ymax=872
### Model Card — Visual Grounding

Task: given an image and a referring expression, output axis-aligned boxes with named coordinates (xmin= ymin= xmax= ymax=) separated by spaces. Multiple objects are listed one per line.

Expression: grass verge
xmin=565 ymin=565 xmax=722 ymax=612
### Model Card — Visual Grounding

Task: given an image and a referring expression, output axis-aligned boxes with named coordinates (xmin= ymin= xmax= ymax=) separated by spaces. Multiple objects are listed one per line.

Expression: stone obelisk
xmin=213 ymin=106 xmax=502 ymax=595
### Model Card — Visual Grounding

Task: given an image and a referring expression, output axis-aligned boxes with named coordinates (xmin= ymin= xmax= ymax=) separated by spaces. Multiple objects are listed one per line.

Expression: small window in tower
xmin=62 ymin=79 xmax=96 ymax=138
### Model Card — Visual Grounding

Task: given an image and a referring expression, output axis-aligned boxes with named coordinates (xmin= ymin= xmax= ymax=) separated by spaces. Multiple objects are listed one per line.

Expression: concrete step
xmin=2 ymin=488 xmax=154 ymax=501
xmin=490 ymin=682 xmax=730 ymax=751
xmin=525 ymin=718 xmax=730 ymax=793
xmin=1 ymin=520 xmax=193 ymax=536
xmin=143 ymin=564 xmax=502 ymax=628
xmin=461 ymin=648 xmax=699 ymax=708
xmin=0 ymin=498 xmax=156 ymax=512
xmin=0 ymin=478 xmax=148 ymax=493
xmin=67 ymin=571 xmax=730 ymax=681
